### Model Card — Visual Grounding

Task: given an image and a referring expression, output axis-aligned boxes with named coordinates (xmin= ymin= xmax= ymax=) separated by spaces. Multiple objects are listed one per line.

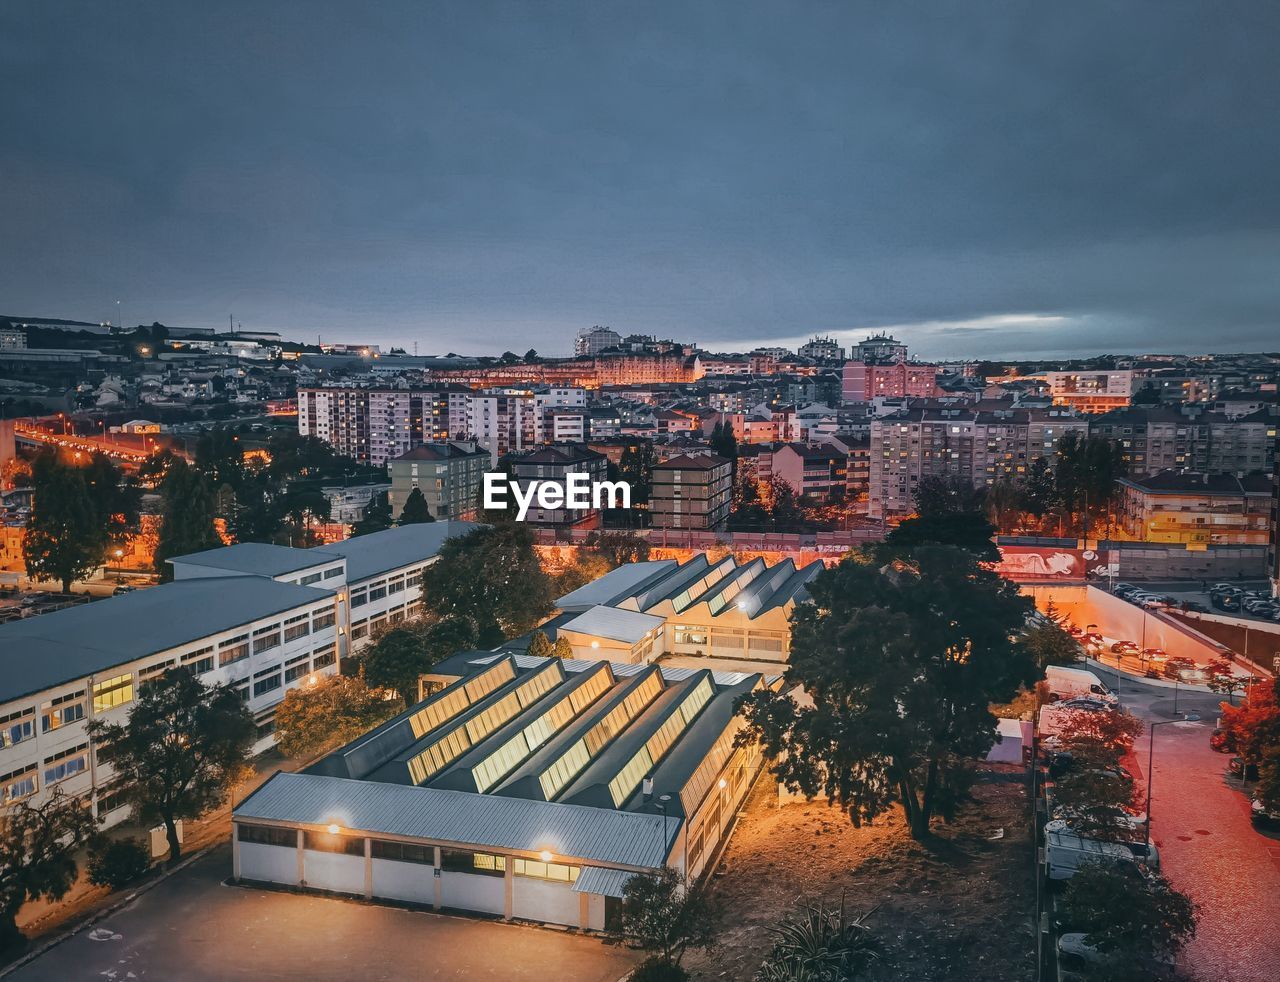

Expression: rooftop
xmin=318 ymin=520 xmax=478 ymax=582
xmin=559 ymin=605 xmax=666 ymax=644
xmin=171 ymin=541 xmax=337 ymax=577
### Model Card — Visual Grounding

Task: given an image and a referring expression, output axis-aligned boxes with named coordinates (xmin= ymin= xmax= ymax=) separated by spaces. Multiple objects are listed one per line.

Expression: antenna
xmin=229 ymin=313 xmax=234 ymax=336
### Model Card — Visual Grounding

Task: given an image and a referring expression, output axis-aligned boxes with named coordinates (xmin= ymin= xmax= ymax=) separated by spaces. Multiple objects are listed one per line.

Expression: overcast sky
xmin=3 ymin=2 xmax=1278 ymax=359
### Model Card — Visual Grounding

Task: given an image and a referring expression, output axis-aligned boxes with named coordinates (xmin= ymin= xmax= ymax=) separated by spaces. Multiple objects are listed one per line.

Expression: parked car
xmin=1209 ymin=728 xmax=1231 ymax=753
xmin=1211 ymin=592 xmax=1242 ymax=612
xmin=1212 ymin=583 xmax=1243 ymax=594
xmin=1113 ymin=583 xmax=1137 ymax=596
xmin=1045 ymin=831 xmax=1144 ymax=882
xmin=1229 ymin=757 xmax=1260 ymax=781
xmin=1111 ymin=640 xmax=1140 ymax=655
xmin=1180 ymin=601 xmax=1207 ymax=613
xmin=1057 ymin=933 xmax=1174 ymax=978
xmin=1251 ymin=797 xmax=1280 ymax=828
xmin=112 ymin=585 xmax=136 ymax=596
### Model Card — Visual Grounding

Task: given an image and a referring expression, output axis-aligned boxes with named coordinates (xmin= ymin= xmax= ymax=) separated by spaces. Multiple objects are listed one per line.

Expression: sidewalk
xmin=14 ymin=746 xmax=307 ymax=944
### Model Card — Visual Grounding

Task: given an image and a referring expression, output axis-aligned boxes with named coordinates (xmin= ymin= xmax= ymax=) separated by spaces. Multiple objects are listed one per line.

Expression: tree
xmin=985 ymin=477 xmax=1023 ymax=534
xmin=709 ymin=421 xmax=738 ymax=461
xmin=619 ymin=441 xmax=658 ymax=507
xmin=273 ymin=672 xmax=399 ymax=759
xmin=421 ymin=524 xmax=556 ymax=638
xmin=86 ymin=838 xmax=151 ymax=890
xmin=87 ymin=669 xmax=255 ymax=863
xmin=1205 ymin=659 xmax=1245 ymax=705
xmin=153 ymin=459 xmax=222 ymax=580
xmin=882 ymin=475 xmax=998 ymax=562
xmin=0 ymin=789 xmax=98 ymax=949
xmin=1020 ymin=620 xmax=1082 ymax=671
xmin=1054 ymin=431 xmax=1125 ymax=535
xmin=621 ymin=867 xmax=718 ymax=970
xmin=82 ymin=452 xmax=141 ymax=551
xmin=352 ymin=490 xmax=393 ymax=537
xmin=194 ymin=426 xmax=244 ymax=491
xmin=552 ymin=637 xmax=575 ymax=659
xmin=755 ymin=896 xmax=879 ymax=982
xmin=1216 ymin=677 xmax=1279 ymax=762
xmin=1022 ymin=456 xmax=1056 ymax=520
xmin=527 ymin=631 xmax=554 ymax=659
xmin=398 ymin=487 xmax=435 ymax=525
xmin=586 ymin=530 xmax=651 ymax=566
xmin=23 ymin=450 xmax=106 ymax=592
xmin=1059 ymin=863 xmax=1195 ymax=977
xmin=738 ymin=546 xmax=1035 ymax=838
xmin=361 ymin=628 xmax=434 ymax=703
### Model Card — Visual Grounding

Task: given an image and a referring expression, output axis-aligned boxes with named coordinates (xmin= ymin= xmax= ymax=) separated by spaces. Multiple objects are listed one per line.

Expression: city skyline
xmin=5 ymin=2 xmax=1279 ymax=358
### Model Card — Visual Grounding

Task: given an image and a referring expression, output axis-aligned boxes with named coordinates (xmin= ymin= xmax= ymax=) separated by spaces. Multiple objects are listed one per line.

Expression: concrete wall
xmin=302 ymin=850 xmax=365 ymax=895
xmin=238 ymin=841 xmax=298 ymax=885
xmin=512 ymin=875 xmax=581 ymax=925
xmin=371 ymin=858 xmax=436 ymax=906
xmin=439 ymin=870 xmax=505 ymax=914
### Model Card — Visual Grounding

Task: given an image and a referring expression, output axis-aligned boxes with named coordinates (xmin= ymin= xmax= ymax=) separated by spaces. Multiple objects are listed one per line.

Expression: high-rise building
xmin=504 ymin=444 xmax=609 ymax=526
xmin=842 ymin=360 xmax=942 ymax=403
xmin=1089 ymin=406 xmax=1278 ymax=477
xmin=798 ymin=336 xmax=845 ymax=361
xmin=650 ymin=452 xmax=733 ymax=530
xmin=574 ymin=325 xmax=623 ymax=357
xmin=297 ymin=386 xmax=457 ymax=466
xmin=1044 ymin=370 xmax=1138 ymax=413
xmin=852 ymin=334 xmax=908 ymax=363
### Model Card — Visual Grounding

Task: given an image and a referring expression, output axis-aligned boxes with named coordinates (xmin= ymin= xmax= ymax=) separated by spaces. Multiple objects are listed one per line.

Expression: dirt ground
xmin=687 ymin=763 xmax=1037 ymax=981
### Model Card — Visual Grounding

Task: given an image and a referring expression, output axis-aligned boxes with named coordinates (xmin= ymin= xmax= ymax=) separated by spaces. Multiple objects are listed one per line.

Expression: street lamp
xmin=1145 ymin=714 xmax=1201 ymax=849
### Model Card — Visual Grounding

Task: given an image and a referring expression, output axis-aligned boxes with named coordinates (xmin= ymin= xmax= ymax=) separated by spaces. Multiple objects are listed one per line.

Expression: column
xmin=364 ymin=837 xmax=373 ymax=899
xmin=232 ymin=823 xmax=241 ymax=881
xmin=296 ymin=829 xmax=305 ymax=886
xmin=503 ymin=856 xmax=514 ymax=920
xmin=433 ymin=846 xmax=442 ymax=910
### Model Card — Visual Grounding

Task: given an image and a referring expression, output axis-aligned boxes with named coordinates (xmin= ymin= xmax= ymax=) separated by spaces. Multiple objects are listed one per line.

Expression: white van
xmin=1044 ymin=830 xmax=1139 ymax=881
xmin=1045 ymin=666 xmax=1117 ymax=705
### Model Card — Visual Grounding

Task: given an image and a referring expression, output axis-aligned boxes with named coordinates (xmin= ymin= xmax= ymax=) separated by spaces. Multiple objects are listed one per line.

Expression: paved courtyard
xmin=5 ymin=847 xmax=637 ymax=982
xmin=1123 ymin=683 xmax=1280 ymax=982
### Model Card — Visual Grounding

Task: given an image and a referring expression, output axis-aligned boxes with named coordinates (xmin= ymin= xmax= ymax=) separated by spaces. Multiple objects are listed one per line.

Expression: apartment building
xmin=1089 ymin=406 xmax=1278 ymax=477
xmin=851 ymin=334 xmax=908 ymax=363
xmin=1044 ymin=370 xmax=1137 ymax=413
xmin=868 ymin=404 xmax=1088 ymax=519
xmin=842 ymin=360 xmax=942 ymax=403
xmin=798 ymin=336 xmax=845 ymax=361
xmin=0 ymin=523 xmax=474 ymax=827
xmin=769 ymin=443 xmax=847 ymax=502
xmin=464 ymin=388 xmax=586 ymax=463
xmin=297 ymin=386 xmax=459 ymax=466
xmin=388 ymin=442 xmax=489 ymax=520
xmin=1117 ymin=472 xmax=1273 ymax=546
xmin=649 ymin=453 xmax=732 ymax=530
xmin=505 ymin=444 xmax=609 ymax=526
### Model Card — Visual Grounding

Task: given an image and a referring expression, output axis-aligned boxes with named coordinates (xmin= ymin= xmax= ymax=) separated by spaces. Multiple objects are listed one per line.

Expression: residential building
xmin=868 ymin=403 xmax=1089 ymax=519
xmin=232 ymin=649 xmax=773 ymax=927
xmin=649 ymin=453 xmax=732 ymax=530
xmin=297 ymin=386 xmax=457 ymax=466
xmin=797 ymin=336 xmax=844 ymax=361
xmin=1117 ymin=472 xmax=1273 ymax=546
xmin=1270 ymin=445 xmax=1280 ymax=597
xmin=574 ymin=325 xmax=624 ymax=357
xmin=842 ymin=360 xmax=941 ymax=403
xmin=505 ymin=444 xmax=609 ymax=526
xmin=323 ymin=483 xmax=392 ymax=523
xmin=1089 ymin=406 xmax=1278 ymax=477
xmin=851 ymin=334 xmax=908 ymax=363
xmin=0 ymin=327 xmax=27 ymax=350
xmin=1044 ymin=370 xmax=1137 ymax=413
xmin=388 ymin=442 xmax=489 ymax=520
xmin=769 ymin=443 xmax=847 ymax=502
xmin=0 ymin=523 xmax=474 ymax=827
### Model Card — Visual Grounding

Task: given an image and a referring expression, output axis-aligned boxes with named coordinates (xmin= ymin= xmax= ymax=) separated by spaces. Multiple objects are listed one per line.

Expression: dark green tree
xmin=1054 ymin=431 xmax=1125 ymax=534
xmin=881 ymin=474 xmax=999 ymax=562
xmin=585 ymin=530 xmax=650 ymax=565
xmin=737 ymin=546 xmax=1035 ymax=838
xmin=621 ymin=867 xmax=718 ymax=971
xmin=86 ymin=669 xmax=254 ymax=863
xmin=619 ymin=441 xmax=658 ymax=507
xmin=421 ymin=524 xmax=556 ymax=638
xmin=1022 ymin=456 xmax=1057 ymax=520
xmin=0 ymin=789 xmax=98 ymax=949
xmin=194 ymin=427 xmax=244 ymax=490
xmin=1020 ymin=620 xmax=1082 ymax=671
xmin=23 ymin=450 xmax=106 ymax=593
xmin=1059 ymin=863 xmax=1195 ymax=978
xmin=82 ymin=452 xmax=141 ymax=551
xmin=709 ymin=421 xmax=738 ymax=461
xmin=362 ymin=628 xmax=434 ymax=703
xmin=398 ymin=487 xmax=435 ymax=524
xmin=527 ymin=631 xmax=554 ymax=659
xmin=154 ymin=459 xmax=222 ymax=580
xmin=352 ymin=490 xmax=394 ymax=537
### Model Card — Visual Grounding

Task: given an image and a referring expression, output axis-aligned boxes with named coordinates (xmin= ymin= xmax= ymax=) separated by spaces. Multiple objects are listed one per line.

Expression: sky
xmin=3 ymin=1 xmax=1278 ymax=360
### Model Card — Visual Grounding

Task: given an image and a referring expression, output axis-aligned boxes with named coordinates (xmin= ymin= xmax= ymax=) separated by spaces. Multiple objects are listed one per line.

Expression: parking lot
xmin=5 ymin=847 xmax=638 ymax=982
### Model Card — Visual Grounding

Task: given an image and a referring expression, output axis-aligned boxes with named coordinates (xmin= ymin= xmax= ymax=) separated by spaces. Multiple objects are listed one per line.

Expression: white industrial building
xmin=0 ymin=522 xmax=475 ymax=825
xmin=233 ymin=649 xmax=778 ymax=930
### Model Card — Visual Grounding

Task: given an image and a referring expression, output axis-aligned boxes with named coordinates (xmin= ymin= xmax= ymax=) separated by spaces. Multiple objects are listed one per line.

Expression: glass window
xmin=1 ymin=708 xmax=35 ymax=748
xmin=304 ymin=830 xmax=365 ymax=855
xmin=311 ymin=646 xmax=336 ymax=670
xmin=284 ymin=614 xmax=311 ymax=643
xmin=41 ymin=700 xmax=85 ymax=733
xmin=219 ymin=634 xmax=250 ymax=667
xmin=253 ymin=625 xmax=282 ymax=655
xmin=92 ymin=674 xmax=134 ymax=713
xmin=43 ymin=743 xmax=89 ymax=785
xmin=1 ymin=767 xmax=38 ymax=803
xmin=441 ymin=850 xmax=506 ymax=876
xmin=313 ymin=609 xmax=336 ymax=631
xmin=239 ymin=823 xmax=297 ymax=848
xmin=371 ymin=840 xmax=434 ymax=865
xmin=252 ymin=673 xmax=282 ymax=698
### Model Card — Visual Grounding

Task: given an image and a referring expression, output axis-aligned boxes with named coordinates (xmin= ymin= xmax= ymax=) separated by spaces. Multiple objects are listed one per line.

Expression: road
xmin=4 ymin=847 xmax=637 ymax=981
xmin=1120 ymin=681 xmax=1280 ymax=982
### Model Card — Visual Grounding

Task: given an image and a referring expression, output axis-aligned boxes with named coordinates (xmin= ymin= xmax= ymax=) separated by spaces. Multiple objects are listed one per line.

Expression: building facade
xmin=1044 ymin=370 xmax=1137 ymax=414
xmin=388 ymin=442 xmax=489 ymax=520
xmin=1117 ymin=472 xmax=1273 ymax=546
xmin=505 ymin=444 xmax=609 ymax=526
xmin=649 ymin=453 xmax=732 ymax=530
xmin=842 ymin=361 xmax=941 ymax=403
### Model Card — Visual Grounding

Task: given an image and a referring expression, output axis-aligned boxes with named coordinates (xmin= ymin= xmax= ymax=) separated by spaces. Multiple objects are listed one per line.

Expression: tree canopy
xmin=87 ymin=669 xmax=255 ymax=863
xmin=273 ymin=672 xmax=398 ymax=759
xmin=621 ymin=867 xmax=718 ymax=969
xmin=737 ymin=545 xmax=1035 ymax=838
xmin=22 ymin=450 xmax=106 ymax=592
xmin=153 ymin=459 xmax=222 ymax=581
xmin=398 ymin=487 xmax=434 ymax=524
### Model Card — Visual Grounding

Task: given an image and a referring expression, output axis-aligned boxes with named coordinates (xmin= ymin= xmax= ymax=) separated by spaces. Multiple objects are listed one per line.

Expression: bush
xmin=87 ymin=838 xmax=152 ymax=889
xmin=630 ymin=958 xmax=689 ymax=982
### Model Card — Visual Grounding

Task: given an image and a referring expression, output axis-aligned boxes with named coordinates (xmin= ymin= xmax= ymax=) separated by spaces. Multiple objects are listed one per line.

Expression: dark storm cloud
xmin=2 ymin=1 xmax=1278 ymax=357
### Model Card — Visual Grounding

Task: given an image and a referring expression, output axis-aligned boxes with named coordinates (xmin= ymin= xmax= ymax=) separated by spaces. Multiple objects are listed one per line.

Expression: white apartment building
xmin=0 ymin=522 xmax=475 ymax=827
xmin=462 ymin=387 xmax=587 ymax=463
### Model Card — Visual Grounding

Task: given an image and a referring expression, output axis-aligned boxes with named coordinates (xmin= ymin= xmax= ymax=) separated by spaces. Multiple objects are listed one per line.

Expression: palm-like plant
xmin=755 ymin=894 xmax=879 ymax=981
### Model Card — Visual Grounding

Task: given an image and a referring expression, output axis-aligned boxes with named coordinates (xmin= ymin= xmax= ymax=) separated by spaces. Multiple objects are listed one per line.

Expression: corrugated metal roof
xmin=559 ymin=605 xmax=665 ymax=644
xmin=573 ymin=865 xmax=636 ymax=898
xmin=555 ymin=561 xmax=678 ymax=611
xmin=170 ymin=542 xmax=338 ymax=576
xmin=319 ymin=520 xmax=478 ymax=583
xmin=235 ymin=771 xmax=675 ymax=869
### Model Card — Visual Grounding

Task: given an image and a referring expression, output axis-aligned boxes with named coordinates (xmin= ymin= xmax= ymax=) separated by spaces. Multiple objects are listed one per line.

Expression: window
xmin=95 ymin=782 xmax=129 ymax=816
xmin=312 ymin=645 xmax=336 ymax=670
xmin=371 ymin=840 xmax=434 ymax=865
xmin=350 ymin=589 xmax=368 ymax=609
xmin=253 ymin=624 xmax=282 ymax=655
xmin=304 ymin=830 xmax=365 ymax=855
xmin=1 ymin=708 xmax=35 ymax=748
xmin=284 ymin=614 xmax=310 ymax=643
xmin=43 ymin=743 xmax=89 ymax=785
xmin=441 ymin=849 xmax=506 ymax=876
xmin=313 ymin=609 xmax=336 ymax=631
xmin=92 ymin=674 xmax=134 ymax=713
xmin=182 ymin=645 xmax=215 ymax=674
xmin=513 ymin=859 xmax=580 ymax=882
xmin=238 ymin=823 xmax=296 ymax=848
xmin=387 ymin=576 xmax=405 ymax=595
xmin=323 ymin=567 xmax=343 ymax=580
xmin=299 ymin=572 xmax=323 ymax=586
xmin=2 ymin=766 xmax=38 ymax=803
xmin=219 ymin=634 xmax=250 ymax=667
xmin=41 ymin=693 xmax=86 ymax=733
xmin=284 ymin=653 xmax=311 ymax=683
xmin=351 ymin=620 xmax=369 ymax=641
xmin=368 ymin=584 xmax=388 ymax=602
xmin=252 ymin=672 xmax=282 ymax=698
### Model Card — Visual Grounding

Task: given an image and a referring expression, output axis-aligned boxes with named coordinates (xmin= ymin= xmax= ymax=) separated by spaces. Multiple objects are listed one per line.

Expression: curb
xmin=0 ymin=843 xmax=221 ymax=979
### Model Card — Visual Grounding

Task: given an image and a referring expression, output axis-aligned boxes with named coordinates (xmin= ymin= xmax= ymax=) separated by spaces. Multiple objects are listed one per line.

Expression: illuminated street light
xmin=326 ymin=822 xmax=341 ymax=835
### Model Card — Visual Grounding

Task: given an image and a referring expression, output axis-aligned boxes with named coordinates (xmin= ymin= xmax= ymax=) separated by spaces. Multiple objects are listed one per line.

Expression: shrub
xmin=630 ymin=957 xmax=690 ymax=982
xmin=87 ymin=838 xmax=152 ymax=889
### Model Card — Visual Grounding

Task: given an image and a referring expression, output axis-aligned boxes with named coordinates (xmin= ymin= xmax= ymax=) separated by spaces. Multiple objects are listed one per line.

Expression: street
xmin=1120 ymin=681 xmax=1280 ymax=982
xmin=4 ymin=847 xmax=637 ymax=981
